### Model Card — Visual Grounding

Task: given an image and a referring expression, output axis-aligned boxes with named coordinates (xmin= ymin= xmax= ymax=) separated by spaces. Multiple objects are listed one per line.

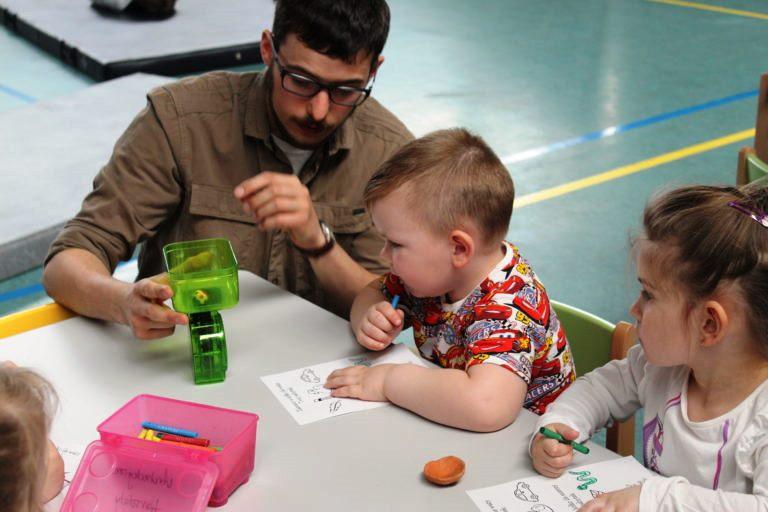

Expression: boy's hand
xmin=531 ymin=423 xmax=580 ymax=477
xmin=578 ymin=485 xmax=640 ymax=512
xmin=356 ymin=301 xmax=404 ymax=350
xmin=324 ymin=363 xmax=395 ymax=402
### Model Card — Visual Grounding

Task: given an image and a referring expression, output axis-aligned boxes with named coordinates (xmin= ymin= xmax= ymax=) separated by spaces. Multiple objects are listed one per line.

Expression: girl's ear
xmin=699 ymin=300 xmax=729 ymax=348
xmin=449 ymin=230 xmax=474 ymax=269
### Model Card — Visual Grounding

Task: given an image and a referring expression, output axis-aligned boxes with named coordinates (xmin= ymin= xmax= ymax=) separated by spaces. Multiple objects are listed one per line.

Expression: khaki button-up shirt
xmin=47 ymin=70 xmax=413 ymax=312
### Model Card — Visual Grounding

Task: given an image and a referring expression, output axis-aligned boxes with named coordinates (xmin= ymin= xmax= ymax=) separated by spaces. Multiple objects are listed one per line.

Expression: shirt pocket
xmin=313 ymin=203 xmax=372 ymax=235
xmin=187 ymin=184 xmax=262 ymax=271
xmin=188 ymin=183 xmax=257 ymax=225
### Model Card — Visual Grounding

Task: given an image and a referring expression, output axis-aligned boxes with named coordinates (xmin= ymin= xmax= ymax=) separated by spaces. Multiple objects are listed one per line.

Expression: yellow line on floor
xmin=516 ymin=128 xmax=754 ymax=208
xmin=648 ymin=0 xmax=768 ymax=21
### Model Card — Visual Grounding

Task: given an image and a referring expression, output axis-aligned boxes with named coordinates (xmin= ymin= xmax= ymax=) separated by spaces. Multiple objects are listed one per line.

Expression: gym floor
xmin=1 ymin=0 xmax=766 ymax=454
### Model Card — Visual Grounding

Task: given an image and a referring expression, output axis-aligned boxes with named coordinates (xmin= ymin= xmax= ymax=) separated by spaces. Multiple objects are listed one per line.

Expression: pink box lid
xmin=61 ymin=439 xmax=220 ymax=512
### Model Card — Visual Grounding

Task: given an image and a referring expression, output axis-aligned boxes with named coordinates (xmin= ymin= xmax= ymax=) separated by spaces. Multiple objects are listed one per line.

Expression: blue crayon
xmin=391 ymin=295 xmax=400 ymax=309
xmin=141 ymin=421 xmax=198 ymax=439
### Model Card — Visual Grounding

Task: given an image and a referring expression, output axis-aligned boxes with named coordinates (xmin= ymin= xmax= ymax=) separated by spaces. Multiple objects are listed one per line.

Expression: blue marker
xmin=391 ymin=295 xmax=400 ymax=309
xmin=141 ymin=422 xmax=198 ymax=438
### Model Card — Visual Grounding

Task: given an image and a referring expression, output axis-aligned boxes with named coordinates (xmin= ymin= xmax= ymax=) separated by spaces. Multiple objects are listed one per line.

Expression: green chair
xmin=737 ymin=147 xmax=768 ymax=185
xmin=551 ymin=300 xmax=636 ymax=456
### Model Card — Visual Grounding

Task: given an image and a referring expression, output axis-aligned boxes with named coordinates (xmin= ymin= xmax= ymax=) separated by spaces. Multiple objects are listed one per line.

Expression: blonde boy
xmin=324 ymin=128 xmax=575 ymax=431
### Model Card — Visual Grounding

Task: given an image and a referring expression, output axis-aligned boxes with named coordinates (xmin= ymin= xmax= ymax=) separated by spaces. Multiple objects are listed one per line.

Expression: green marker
xmin=539 ymin=426 xmax=590 ymax=455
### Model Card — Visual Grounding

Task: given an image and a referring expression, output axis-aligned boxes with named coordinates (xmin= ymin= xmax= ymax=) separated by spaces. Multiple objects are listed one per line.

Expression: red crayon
xmin=158 ymin=432 xmax=211 ymax=447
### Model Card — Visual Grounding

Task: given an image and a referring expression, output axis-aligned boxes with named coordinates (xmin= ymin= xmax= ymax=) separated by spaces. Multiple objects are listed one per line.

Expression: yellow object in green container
xmin=163 ymin=238 xmax=239 ymax=314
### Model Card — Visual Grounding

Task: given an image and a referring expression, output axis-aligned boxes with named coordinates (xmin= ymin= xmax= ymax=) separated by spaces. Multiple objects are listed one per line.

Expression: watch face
xmin=320 ymin=221 xmax=334 ymax=242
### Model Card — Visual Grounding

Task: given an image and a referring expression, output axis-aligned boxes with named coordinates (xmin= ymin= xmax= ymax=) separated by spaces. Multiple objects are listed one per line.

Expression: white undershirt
xmin=272 ymin=135 xmax=313 ymax=175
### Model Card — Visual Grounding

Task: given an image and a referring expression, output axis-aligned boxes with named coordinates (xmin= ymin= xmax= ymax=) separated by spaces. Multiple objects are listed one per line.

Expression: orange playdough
xmin=423 ymin=455 xmax=466 ymax=485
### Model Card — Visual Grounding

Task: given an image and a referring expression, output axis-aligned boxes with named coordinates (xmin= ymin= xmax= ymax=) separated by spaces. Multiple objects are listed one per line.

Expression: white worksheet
xmin=261 ymin=343 xmax=426 ymax=425
xmin=467 ymin=456 xmax=653 ymax=512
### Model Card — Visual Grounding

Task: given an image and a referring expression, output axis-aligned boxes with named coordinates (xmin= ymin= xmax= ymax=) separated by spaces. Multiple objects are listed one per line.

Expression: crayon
xmin=141 ymin=422 xmax=198 ymax=438
xmin=158 ymin=432 xmax=211 ymax=447
xmin=539 ymin=427 xmax=590 ymax=455
xmin=391 ymin=295 xmax=400 ymax=309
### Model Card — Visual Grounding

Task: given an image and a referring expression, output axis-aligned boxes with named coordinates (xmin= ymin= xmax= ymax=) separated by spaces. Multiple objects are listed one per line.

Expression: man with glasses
xmin=43 ymin=0 xmax=412 ymax=339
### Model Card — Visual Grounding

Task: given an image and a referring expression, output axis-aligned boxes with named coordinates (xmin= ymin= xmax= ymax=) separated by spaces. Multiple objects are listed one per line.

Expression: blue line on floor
xmin=0 ymin=283 xmax=44 ymax=303
xmin=501 ymin=89 xmax=759 ymax=165
xmin=0 ymin=83 xmax=36 ymax=104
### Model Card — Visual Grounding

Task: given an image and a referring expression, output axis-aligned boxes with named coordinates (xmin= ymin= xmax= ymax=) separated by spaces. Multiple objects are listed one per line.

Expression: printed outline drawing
xmin=300 ymin=369 xmax=320 ymax=383
xmin=329 ymin=400 xmax=342 ymax=414
xmin=528 ymin=505 xmax=554 ymax=512
xmin=590 ymin=490 xmax=605 ymax=498
xmin=306 ymin=385 xmax=326 ymax=396
xmin=513 ymin=481 xmax=539 ymax=502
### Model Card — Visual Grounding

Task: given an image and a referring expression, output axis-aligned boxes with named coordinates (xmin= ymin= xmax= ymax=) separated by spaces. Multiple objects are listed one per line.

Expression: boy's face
xmin=371 ymin=187 xmax=456 ymax=298
xmin=261 ymin=31 xmax=379 ymax=149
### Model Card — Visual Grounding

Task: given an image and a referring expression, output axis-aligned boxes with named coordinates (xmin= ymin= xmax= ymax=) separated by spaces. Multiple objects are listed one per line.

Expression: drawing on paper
xmin=348 ymin=356 xmax=373 ymax=367
xmin=514 ymin=481 xmax=539 ymax=502
xmin=569 ymin=470 xmax=598 ymax=490
xmin=529 ymin=505 xmax=554 ymax=512
xmin=307 ymin=385 xmax=326 ymax=396
xmin=300 ymin=369 xmax=320 ymax=383
xmin=329 ymin=400 xmax=342 ymax=413
xmin=590 ymin=490 xmax=604 ymax=498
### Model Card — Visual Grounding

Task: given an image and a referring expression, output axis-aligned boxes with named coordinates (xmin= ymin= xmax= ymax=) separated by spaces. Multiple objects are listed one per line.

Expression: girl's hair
xmin=640 ymin=181 xmax=768 ymax=354
xmin=0 ymin=366 xmax=58 ymax=512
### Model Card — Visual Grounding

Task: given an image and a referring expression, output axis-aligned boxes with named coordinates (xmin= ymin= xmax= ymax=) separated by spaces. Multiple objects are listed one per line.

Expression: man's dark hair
xmin=272 ymin=0 xmax=391 ymax=66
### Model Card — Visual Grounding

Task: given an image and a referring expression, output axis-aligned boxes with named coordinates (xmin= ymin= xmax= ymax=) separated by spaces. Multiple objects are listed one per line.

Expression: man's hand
xmin=531 ymin=423 xmax=580 ymax=478
xmin=119 ymin=274 xmax=187 ymax=340
xmin=234 ymin=172 xmax=324 ymax=249
xmin=578 ymin=485 xmax=641 ymax=512
xmin=324 ymin=363 xmax=396 ymax=402
xmin=356 ymin=301 xmax=404 ymax=351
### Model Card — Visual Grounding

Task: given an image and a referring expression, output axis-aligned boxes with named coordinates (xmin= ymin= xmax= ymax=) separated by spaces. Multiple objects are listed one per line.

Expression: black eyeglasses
xmin=271 ymin=46 xmax=373 ymax=107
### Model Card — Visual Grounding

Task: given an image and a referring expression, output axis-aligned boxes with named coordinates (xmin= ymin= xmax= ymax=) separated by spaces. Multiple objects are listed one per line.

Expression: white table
xmin=1 ymin=271 xmax=617 ymax=510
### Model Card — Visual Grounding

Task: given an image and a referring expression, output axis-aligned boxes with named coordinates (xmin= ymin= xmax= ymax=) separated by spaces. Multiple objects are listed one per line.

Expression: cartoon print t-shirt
xmin=380 ymin=241 xmax=575 ymax=414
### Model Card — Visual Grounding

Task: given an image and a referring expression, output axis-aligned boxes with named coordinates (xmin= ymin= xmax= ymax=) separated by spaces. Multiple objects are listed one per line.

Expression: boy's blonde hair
xmin=0 ymin=366 xmax=57 ymax=512
xmin=364 ymin=128 xmax=515 ymax=245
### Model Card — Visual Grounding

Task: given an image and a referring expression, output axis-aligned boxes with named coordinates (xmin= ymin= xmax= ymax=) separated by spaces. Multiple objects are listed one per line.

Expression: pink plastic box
xmin=62 ymin=395 xmax=259 ymax=511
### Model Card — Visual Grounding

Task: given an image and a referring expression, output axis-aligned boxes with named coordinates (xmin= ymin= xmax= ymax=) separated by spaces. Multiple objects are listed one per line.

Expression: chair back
xmin=551 ymin=300 xmax=614 ymax=375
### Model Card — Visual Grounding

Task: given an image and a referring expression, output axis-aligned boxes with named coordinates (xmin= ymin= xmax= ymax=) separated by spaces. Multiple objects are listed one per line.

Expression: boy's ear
xmin=699 ymin=300 xmax=729 ymax=348
xmin=449 ymin=230 xmax=474 ymax=269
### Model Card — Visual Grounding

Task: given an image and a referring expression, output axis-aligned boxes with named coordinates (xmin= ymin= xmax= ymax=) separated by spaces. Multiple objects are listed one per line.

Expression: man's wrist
xmin=292 ymin=220 xmax=335 ymax=258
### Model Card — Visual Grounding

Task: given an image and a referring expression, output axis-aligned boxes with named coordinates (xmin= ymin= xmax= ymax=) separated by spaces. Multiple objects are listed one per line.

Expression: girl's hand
xmin=355 ymin=301 xmax=404 ymax=351
xmin=531 ymin=423 xmax=580 ymax=477
xmin=324 ymin=364 xmax=395 ymax=402
xmin=578 ymin=485 xmax=641 ymax=512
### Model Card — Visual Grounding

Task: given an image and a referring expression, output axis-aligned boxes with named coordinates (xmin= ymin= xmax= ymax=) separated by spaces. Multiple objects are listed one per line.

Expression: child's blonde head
xmin=638 ymin=181 xmax=768 ymax=354
xmin=0 ymin=365 xmax=57 ymax=512
xmin=364 ymin=128 xmax=515 ymax=246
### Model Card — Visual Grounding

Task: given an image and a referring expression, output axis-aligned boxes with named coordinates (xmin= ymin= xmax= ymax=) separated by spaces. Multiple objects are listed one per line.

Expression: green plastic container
xmin=163 ymin=238 xmax=239 ymax=314
xmin=163 ymin=239 xmax=238 ymax=385
xmin=188 ymin=311 xmax=228 ymax=384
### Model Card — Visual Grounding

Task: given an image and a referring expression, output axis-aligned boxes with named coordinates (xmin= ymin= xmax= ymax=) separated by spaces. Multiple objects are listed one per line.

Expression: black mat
xmin=0 ymin=0 xmax=272 ymax=81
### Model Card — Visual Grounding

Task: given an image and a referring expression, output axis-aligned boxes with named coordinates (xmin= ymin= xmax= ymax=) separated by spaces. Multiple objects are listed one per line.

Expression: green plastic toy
xmin=163 ymin=238 xmax=238 ymax=385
